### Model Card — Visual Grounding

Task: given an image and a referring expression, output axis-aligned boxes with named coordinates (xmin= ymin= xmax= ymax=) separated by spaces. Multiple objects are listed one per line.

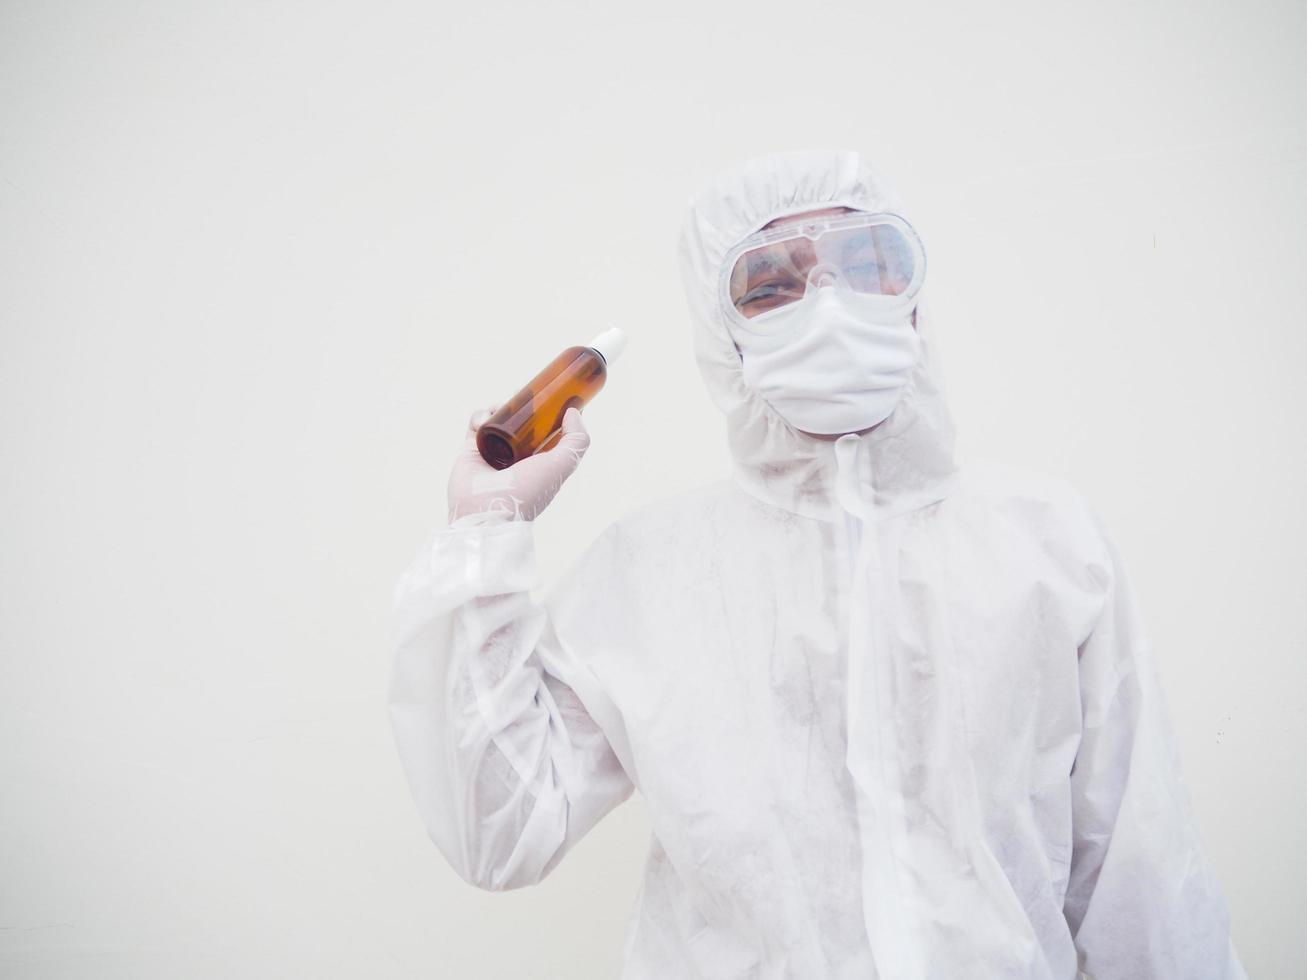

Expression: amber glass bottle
xmin=476 ymin=327 xmax=627 ymax=470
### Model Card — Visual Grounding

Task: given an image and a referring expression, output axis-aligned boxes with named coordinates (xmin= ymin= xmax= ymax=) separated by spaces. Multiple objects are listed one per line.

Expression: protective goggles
xmin=719 ymin=211 xmax=926 ymax=331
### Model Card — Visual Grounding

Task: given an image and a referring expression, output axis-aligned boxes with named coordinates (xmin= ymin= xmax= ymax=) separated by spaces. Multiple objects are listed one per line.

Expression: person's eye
xmin=741 ymin=281 xmax=798 ymax=306
xmin=743 ymin=285 xmax=780 ymax=303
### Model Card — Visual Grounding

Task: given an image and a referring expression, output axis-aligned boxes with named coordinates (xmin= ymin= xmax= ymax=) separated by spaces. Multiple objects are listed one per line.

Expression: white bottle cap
xmin=586 ymin=326 xmax=628 ymax=366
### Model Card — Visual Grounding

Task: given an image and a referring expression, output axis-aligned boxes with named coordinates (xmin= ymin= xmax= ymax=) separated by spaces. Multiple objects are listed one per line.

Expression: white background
xmin=2 ymin=0 xmax=1304 ymax=976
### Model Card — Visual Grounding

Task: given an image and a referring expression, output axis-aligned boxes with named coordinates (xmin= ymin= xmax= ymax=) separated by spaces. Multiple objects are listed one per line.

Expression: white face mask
xmin=733 ymin=288 xmax=922 ymax=436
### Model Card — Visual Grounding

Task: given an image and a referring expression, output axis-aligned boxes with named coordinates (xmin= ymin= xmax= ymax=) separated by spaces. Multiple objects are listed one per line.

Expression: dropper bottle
xmin=476 ymin=327 xmax=628 ymax=470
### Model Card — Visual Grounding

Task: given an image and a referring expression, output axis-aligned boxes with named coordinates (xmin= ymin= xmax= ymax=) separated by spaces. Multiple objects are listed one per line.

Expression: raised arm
xmin=387 ymin=406 xmax=634 ymax=890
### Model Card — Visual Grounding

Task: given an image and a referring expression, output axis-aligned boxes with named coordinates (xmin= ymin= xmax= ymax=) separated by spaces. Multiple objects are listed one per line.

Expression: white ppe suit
xmin=388 ymin=149 xmax=1247 ymax=979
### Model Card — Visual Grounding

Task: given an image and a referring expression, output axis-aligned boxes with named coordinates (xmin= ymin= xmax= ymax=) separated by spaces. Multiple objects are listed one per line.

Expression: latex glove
xmin=446 ymin=403 xmax=591 ymax=525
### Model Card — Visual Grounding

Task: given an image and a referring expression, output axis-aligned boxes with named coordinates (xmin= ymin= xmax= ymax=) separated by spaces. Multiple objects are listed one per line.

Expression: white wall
xmin=2 ymin=0 xmax=1303 ymax=976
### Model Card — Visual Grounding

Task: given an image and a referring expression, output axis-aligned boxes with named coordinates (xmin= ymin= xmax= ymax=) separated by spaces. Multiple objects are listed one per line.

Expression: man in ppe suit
xmin=388 ymin=149 xmax=1247 ymax=979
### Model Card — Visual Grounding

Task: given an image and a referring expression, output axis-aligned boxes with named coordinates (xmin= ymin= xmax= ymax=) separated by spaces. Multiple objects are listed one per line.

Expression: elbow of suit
xmin=442 ymin=795 xmax=571 ymax=893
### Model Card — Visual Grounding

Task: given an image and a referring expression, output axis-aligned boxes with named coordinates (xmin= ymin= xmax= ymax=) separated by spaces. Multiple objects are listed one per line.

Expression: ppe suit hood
xmin=677 ymin=148 xmax=962 ymax=522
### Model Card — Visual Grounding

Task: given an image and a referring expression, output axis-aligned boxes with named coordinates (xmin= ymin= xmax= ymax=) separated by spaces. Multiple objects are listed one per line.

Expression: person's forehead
xmin=761 ymin=205 xmax=858 ymax=231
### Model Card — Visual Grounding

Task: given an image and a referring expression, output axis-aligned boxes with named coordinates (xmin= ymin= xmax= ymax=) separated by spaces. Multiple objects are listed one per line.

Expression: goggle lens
xmin=726 ymin=218 xmax=922 ymax=321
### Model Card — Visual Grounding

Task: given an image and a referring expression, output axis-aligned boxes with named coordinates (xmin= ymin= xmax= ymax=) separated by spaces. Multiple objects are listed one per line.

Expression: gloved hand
xmin=446 ymin=403 xmax=591 ymax=525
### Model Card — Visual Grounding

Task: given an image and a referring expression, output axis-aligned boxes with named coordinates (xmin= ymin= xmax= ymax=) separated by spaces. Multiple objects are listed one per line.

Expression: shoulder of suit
xmin=958 ymin=456 xmax=1086 ymax=506
xmin=589 ymin=478 xmax=737 ymax=547
xmin=955 ymin=456 xmax=1101 ymax=541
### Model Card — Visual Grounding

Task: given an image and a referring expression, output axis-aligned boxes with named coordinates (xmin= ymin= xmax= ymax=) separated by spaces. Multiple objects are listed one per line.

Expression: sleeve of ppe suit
xmin=1063 ymin=506 xmax=1247 ymax=979
xmin=387 ymin=514 xmax=635 ymax=891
